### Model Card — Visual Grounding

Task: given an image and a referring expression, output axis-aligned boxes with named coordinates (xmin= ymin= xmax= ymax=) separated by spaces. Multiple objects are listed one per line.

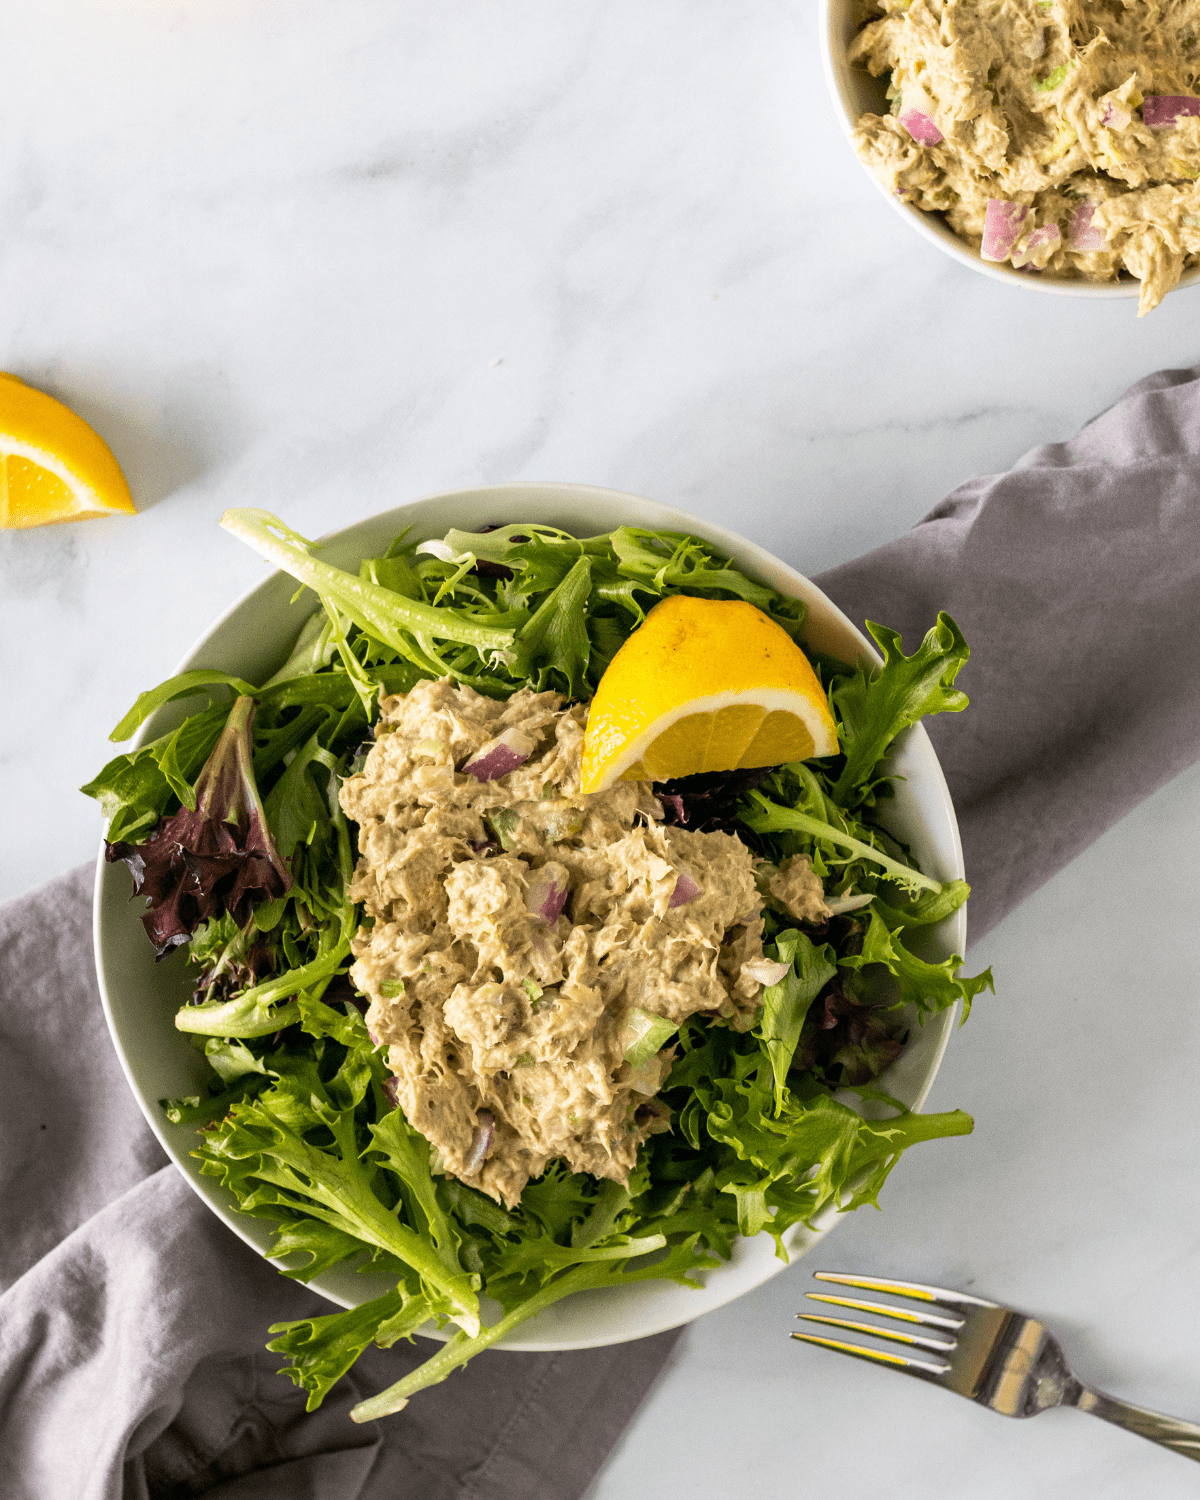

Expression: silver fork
xmin=794 ymin=1271 xmax=1200 ymax=1462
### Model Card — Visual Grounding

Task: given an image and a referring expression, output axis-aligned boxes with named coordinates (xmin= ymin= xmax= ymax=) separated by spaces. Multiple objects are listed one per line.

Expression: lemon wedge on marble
xmin=579 ymin=595 xmax=839 ymax=792
xmin=0 ymin=374 xmax=135 ymax=529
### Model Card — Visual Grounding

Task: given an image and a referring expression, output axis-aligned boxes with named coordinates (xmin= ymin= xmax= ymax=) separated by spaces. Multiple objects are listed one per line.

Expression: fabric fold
xmin=815 ymin=365 xmax=1200 ymax=940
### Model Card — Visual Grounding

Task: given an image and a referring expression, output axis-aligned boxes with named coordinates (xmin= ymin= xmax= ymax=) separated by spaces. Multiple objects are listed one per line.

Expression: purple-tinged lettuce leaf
xmin=106 ymin=695 xmax=292 ymax=957
xmin=655 ymin=765 xmax=775 ymax=847
xmin=793 ymin=976 xmax=907 ymax=1086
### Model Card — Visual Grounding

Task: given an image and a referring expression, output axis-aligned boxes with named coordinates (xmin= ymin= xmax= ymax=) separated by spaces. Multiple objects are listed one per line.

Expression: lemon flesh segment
xmin=581 ymin=595 xmax=839 ymax=793
xmin=1 ymin=455 xmax=82 ymax=527
xmin=620 ymin=704 xmax=819 ymax=782
xmin=0 ymin=375 xmax=135 ymax=529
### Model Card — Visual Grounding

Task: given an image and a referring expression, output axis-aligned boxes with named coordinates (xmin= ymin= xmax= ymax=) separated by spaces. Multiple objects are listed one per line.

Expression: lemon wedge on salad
xmin=579 ymin=595 xmax=839 ymax=792
xmin=0 ymin=373 xmax=135 ymax=529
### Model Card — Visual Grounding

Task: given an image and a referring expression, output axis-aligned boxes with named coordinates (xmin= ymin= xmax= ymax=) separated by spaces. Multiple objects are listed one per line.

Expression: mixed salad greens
xmin=85 ymin=509 xmax=991 ymax=1422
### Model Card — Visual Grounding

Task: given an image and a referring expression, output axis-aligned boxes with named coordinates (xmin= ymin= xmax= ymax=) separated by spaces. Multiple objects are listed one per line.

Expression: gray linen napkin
xmin=0 ymin=880 xmax=676 ymax=1500
xmin=3 ymin=364 xmax=1200 ymax=1499
xmin=816 ymin=363 xmax=1200 ymax=942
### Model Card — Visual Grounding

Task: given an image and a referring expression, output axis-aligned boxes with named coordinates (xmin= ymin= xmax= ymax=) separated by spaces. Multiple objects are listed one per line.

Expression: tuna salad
xmin=850 ymin=0 xmax=1200 ymax=313
xmin=342 ymin=678 xmax=828 ymax=1207
xmin=91 ymin=509 xmax=992 ymax=1418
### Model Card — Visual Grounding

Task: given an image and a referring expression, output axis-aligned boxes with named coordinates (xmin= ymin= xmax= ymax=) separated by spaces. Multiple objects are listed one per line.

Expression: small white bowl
xmin=819 ymin=0 xmax=1200 ymax=302
xmin=94 ymin=482 xmax=966 ymax=1351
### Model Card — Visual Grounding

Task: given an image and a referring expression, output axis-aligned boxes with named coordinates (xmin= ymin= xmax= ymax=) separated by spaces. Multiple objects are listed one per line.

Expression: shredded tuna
xmin=766 ymin=855 xmax=832 ymax=924
xmin=340 ymin=679 xmax=771 ymax=1207
xmin=848 ymin=0 xmax=1200 ymax=313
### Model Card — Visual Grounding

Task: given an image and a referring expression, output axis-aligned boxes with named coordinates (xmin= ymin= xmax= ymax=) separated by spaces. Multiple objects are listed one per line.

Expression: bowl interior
xmin=818 ymin=0 xmax=1200 ymax=301
xmin=94 ymin=481 xmax=965 ymax=1351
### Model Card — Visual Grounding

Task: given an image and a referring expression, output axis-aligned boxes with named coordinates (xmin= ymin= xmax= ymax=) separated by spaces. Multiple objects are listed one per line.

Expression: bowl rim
xmin=817 ymin=0 xmax=1200 ymax=300
xmin=92 ymin=479 xmax=967 ymax=1351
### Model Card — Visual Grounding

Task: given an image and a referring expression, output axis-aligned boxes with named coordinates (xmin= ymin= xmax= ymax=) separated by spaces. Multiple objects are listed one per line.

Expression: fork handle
xmin=1075 ymin=1386 xmax=1200 ymax=1461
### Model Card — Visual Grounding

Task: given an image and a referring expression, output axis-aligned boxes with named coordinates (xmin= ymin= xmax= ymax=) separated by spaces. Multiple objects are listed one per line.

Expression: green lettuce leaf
xmin=841 ymin=911 xmax=995 ymax=1022
xmin=740 ymin=791 xmax=941 ymax=896
xmin=267 ymin=1286 xmax=430 ymax=1412
xmin=220 ymin=509 xmax=516 ymax=663
xmin=194 ymin=1063 xmax=481 ymax=1337
xmin=831 ymin=613 xmax=969 ymax=803
xmin=872 ymin=879 xmax=971 ymax=928
xmin=108 ymin=669 xmax=258 ymax=743
xmin=348 ymin=1235 xmax=718 ymax=1422
xmin=758 ymin=930 xmax=838 ymax=1113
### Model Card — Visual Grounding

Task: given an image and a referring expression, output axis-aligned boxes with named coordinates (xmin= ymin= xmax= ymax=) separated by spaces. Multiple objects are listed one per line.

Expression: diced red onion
xmin=824 ymin=892 xmax=875 ymax=916
xmin=463 ymin=1110 xmax=495 ymax=1174
xmin=1012 ymin=223 xmax=1061 ymax=268
xmin=1100 ymin=99 xmax=1131 ymax=131
xmin=382 ymin=1076 xmax=399 ymax=1109
xmin=898 ymin=82 xmax=943 ymax=146
xmin=660 ymin=793 xmax=686 ymax=824
xmin=525 ymin=861 xmax=569 ymax=924
xmin=742 ymin=958 xmax=791 ymax=988
xmin=898 ymin=106 xmax=943 ymax=147
xmin=1144 ymin=95 xmax=1200 ymax=130
xmin=981 ymin=199 xmax=1029 ymax=262
xmin=1067 ymin=203 xmax=1106 ymax=252
xmin=634 ymin=1098 xmax=673 ymax=1135
xmin=463 ymin=728 xmax=532 ymax=782
xmin=668 ymin=871 xmax=702 ymax=908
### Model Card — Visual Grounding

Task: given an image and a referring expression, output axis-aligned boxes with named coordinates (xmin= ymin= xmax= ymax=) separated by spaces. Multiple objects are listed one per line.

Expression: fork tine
xmin=806 ymin=1292 xmax=964 ymax=1331
xmin=798 ymin=1312 xmax=957 ymax=1354
xmin=813 ymin=1271 xmax=998 ymax=1310
xmin=792 ymin=1329 xmax=949 ymax=1377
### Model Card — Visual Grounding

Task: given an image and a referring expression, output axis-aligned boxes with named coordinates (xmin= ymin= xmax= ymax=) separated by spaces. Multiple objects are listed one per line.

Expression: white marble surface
xmin=3 ymin=1 xmax=1200 ymax=1493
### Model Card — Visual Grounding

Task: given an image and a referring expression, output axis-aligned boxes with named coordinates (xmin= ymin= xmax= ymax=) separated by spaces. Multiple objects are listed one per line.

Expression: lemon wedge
xmin=0 ymin=374 xmax=135 ymax=529
xmin=579 ymin=595 xmax=839 ymax=792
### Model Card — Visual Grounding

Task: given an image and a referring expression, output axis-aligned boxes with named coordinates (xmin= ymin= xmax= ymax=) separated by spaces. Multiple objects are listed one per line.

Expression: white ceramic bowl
xmin=94 ymin=481 xmax=966 ymax=1351
xmin=819 ymin=0 xmax=1200 ymax=302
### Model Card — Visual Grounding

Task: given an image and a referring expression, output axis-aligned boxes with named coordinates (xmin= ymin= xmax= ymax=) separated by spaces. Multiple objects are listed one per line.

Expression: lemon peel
xmin=0 ymin=373 xmax=135 ymax=529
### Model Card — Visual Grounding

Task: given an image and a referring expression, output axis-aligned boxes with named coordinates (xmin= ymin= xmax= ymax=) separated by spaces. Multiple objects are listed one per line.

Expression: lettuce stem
xmin=220 ymin=509 xmax=515 ymax=657
xmin=740 ymin=795 xmax=941 ymax=895
xmin=349 ymin=1261 xmax=611 ymax=1422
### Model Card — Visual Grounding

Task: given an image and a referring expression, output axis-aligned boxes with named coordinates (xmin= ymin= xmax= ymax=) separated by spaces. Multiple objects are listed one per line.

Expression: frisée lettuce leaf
xmin=830 ymin=613 xmax=970 ymax=805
